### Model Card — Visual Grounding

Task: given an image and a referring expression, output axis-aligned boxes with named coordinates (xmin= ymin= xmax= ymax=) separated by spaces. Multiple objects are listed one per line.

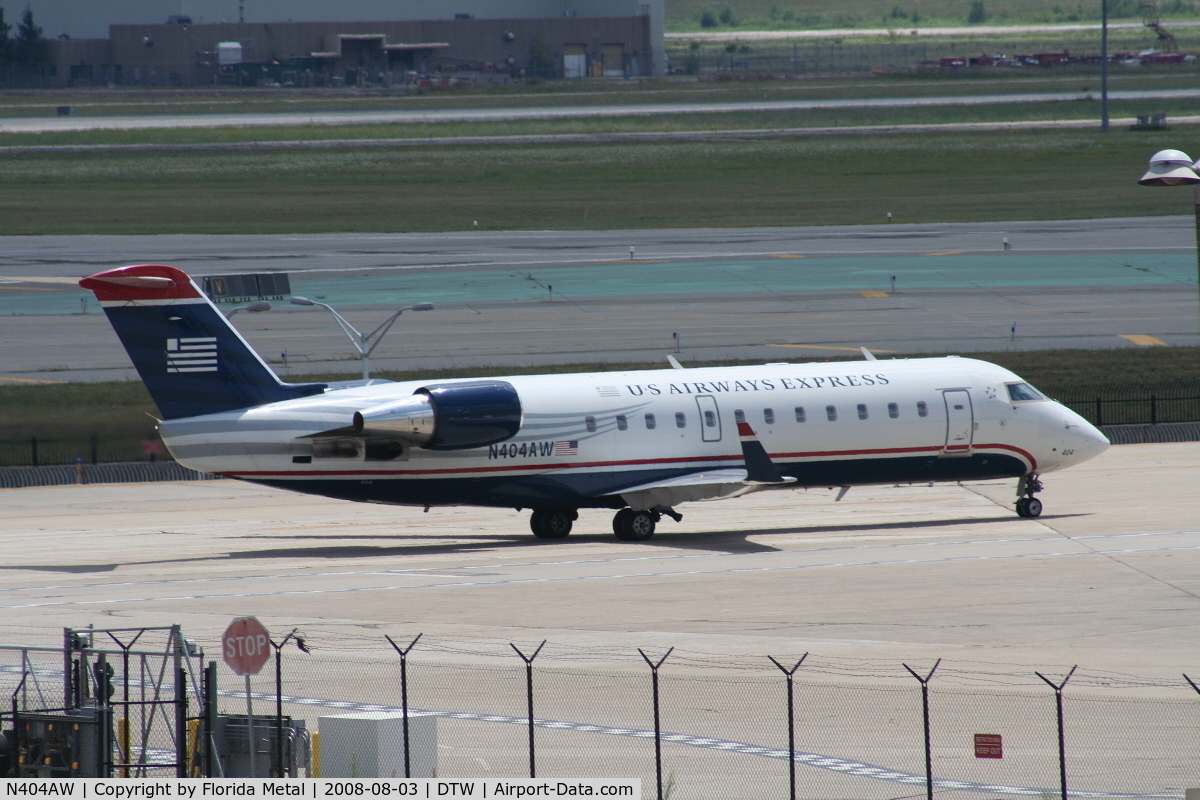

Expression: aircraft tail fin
xmin=79 ymin=265 xmax=326 ymax=420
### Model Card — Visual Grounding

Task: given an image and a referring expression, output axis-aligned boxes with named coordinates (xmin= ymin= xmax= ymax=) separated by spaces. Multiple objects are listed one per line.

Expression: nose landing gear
xmin=1015 ymin=474 xmax=1044 ymax=518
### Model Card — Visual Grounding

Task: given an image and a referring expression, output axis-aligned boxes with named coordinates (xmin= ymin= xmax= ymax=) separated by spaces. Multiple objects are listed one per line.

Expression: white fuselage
xmin=157 ymin=357 xmax=1108 ymax=511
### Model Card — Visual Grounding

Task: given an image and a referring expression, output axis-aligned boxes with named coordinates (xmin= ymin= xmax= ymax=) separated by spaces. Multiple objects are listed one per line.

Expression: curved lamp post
xmin=289 ymin=296 xmax=433 ymax=379
xmin=224 ymin=300 xmax=272 ymax=319
xmin=1137 ymin=148 xmax=1200 ymax=341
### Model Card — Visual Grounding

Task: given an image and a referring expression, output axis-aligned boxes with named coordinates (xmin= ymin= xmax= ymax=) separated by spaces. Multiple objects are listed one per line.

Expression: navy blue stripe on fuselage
xmin=239 ymin=452 xmax=1028 ymax=510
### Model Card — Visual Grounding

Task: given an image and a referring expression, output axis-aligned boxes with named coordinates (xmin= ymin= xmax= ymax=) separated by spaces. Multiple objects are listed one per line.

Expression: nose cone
xmin=1063 ymin=410 xmax=1110 ymax=465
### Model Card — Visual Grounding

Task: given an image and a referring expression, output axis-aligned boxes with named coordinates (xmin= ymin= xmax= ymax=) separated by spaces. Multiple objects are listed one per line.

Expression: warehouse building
xmin=34 ymin=1 xmax=663 ymax=87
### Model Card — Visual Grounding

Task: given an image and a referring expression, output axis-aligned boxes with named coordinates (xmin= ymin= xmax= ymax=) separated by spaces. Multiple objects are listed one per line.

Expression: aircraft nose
xmin=1067 ymin=416 xmax=1110 ymax=462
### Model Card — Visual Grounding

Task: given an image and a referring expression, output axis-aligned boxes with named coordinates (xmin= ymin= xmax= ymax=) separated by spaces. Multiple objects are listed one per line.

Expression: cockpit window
xmin=1006 ymin=382 xmax=1045 ymax=402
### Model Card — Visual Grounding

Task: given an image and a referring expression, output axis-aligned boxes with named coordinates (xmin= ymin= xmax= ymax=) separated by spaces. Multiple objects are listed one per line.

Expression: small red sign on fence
xmin=974 ymin=733 xmax=1003 ymax=759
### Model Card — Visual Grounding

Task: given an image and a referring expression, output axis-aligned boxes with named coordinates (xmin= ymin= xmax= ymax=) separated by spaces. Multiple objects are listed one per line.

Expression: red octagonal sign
xmin=223 ymin=616 xmax=271 ymax=676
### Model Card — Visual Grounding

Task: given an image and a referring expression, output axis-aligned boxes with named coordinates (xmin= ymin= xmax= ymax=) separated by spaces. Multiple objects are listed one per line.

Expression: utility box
xmin=213 ymin=714 xmax=309 ymax=777
xmin=318 ymin=712 xmax=436 ymax=779
xmin=13 ymin=710 xmax=104 ymax=778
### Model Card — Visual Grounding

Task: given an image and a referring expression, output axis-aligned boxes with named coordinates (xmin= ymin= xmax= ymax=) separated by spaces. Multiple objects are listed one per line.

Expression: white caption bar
xmin=0 ymin=779 xmax=641 ymax=799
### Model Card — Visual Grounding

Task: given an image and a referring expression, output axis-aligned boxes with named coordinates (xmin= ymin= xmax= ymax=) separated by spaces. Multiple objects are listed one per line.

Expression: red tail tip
xmin=79 ymin=265 xmax=201 ymax=302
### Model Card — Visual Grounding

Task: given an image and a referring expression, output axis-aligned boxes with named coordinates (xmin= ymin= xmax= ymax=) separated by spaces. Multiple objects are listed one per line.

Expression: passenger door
xmin=695 ymin=395 xmax=722 ymax=442
xmin=942 ymin=389 xmax=974 ymax=454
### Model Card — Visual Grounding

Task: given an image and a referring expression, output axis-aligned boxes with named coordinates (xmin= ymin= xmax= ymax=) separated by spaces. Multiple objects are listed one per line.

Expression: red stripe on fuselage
xmin=224 ymin=442 xmax=1036 ymax=478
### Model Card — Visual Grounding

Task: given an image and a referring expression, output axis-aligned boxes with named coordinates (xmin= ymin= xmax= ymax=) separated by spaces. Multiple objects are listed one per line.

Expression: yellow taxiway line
xmin=1118 ymin=334 xmax=1168 ymax=346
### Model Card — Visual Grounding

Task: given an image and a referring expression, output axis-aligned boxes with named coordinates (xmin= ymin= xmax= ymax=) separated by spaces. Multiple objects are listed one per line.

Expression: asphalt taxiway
xmin=1 ymin=217 xmax=1196 ymax=382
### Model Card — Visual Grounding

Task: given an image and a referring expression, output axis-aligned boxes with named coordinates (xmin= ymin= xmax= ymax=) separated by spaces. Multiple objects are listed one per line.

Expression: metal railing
xmin=1043 ymin=381 xmax=1200 ymax=427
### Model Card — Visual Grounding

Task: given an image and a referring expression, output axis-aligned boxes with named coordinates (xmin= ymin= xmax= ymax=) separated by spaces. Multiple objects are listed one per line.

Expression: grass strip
xmin=0 ymin=127 xmax=1192 ymax=235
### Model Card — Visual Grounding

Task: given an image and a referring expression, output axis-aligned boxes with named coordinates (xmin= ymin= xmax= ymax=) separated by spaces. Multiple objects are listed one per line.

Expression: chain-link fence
xmin=241 ymin=643 xmax=1200 ymax=797
xmin=0 ymin=627 xmax=200 ymax=778
xmin=2 ymin=630 xmax=1199 ymax=794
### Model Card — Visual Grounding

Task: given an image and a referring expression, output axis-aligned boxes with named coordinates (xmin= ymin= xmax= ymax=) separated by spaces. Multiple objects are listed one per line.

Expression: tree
xmin=0 ymin=8 xmax=12 ymax=70
xmin=13 ymin=5 xmax=46 ymax=69
xmin=967 ymin=0 xmax=988 ymax=23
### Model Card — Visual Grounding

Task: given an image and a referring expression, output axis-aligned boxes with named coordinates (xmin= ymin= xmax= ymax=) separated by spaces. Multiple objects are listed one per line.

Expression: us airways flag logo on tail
xmin=166 ymin=337 xmax=218 ymax=373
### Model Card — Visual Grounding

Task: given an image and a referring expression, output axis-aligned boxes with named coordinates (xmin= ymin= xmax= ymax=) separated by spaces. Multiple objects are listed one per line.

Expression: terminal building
xmin=33 ymin=0 xmax=664 ymax=87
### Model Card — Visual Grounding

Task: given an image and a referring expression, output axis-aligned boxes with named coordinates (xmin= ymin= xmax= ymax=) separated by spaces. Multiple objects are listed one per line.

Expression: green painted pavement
xmin=3 ymin=253 xmax=1193 ymax=315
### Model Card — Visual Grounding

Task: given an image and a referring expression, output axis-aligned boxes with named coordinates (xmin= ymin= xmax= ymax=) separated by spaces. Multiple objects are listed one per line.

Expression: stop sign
xmin=222 ymin=616 xmax=271 ymax=675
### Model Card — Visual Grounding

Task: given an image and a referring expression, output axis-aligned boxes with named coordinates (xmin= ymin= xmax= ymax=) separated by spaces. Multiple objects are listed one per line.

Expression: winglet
xmin=737 ymin=421 xmax=792 ymax=484
xmin=860 ymin=347 xmax=877 ymax=361
xmin=667 ymin=354 xmax=685 ymax=370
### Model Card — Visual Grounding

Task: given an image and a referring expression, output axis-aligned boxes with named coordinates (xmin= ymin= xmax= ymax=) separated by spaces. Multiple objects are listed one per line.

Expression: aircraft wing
xmin=610 ymin=468 xmax=754 ymax=494
xmin=603 ymin=422 xmax=796 ymax=511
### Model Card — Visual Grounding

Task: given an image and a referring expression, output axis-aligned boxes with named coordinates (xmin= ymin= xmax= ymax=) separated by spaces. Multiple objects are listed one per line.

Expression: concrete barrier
xmin=0 ymin=461 xmax=221 ymax=488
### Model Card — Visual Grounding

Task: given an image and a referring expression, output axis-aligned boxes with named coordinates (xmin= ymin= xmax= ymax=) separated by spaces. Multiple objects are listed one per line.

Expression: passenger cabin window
xmin=645 ymin=413 xmax=656 ymax=430
xmin=917 ymin=401 xmax=929 ymax=417
xmin=826 ymin=405 xmax=837 ymax=422
xmin=888 ymin=402 xmax=899 ymax=419
xmin=857 ymin=404 xmax=868 ymax=420
xmin=675 ymin=412 xmax=687 ymax=428
xmin=763 ymin=408 xmax=775 ymax=425
xmin=585 ymin=416 xmax=597 ymax=433
xmin=794 ymin=407 xmax=806 ymax=423
xmin=616 ymin=415 xmax=628 ymax=431
xmin=1007 ymin=382 xmax=1044 ymax=402
xmin=703 ymin=410 xmax=717 ymax=428
xmin=734 ymin=409 xmax=746 ymax=424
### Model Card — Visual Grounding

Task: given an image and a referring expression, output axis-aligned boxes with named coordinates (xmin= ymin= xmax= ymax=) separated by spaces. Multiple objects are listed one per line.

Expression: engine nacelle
xmin=353 ymin=380 xmax=522 ymax=451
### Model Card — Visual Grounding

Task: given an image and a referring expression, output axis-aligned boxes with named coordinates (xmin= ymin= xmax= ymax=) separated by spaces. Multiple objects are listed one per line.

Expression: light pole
xmin=289 ymin=296 xmax=433 ymax=379
xmin=1100 ymin=0 xmax=1109 ymax=132
xmin=1137 ymin=148 xmax=1200 ymax=341
xmin=224 ymin=300 xmax=272 ymax=318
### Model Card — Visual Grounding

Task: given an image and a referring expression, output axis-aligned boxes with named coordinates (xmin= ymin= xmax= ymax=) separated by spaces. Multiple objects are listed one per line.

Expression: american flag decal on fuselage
xmin=166 ymin=337 xmax=218 ymax=373
xmin=553 ymin=440 xmax=579 ymax=456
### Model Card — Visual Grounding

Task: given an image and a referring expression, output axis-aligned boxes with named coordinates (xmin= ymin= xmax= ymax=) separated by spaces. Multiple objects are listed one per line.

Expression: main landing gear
xmin=529 ymin=509 xmax=577 ymax=539
xmin=528 ymin=507 xmax=682 ymax=542
xmin=1015 ymin=474 xmax=1044 ymax=518
xmin=612 ymin=507 xmax=682 ymax=542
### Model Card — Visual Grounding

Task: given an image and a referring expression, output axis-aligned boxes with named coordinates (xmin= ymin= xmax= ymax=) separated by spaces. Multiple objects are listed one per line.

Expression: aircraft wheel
xmin=1015 ymin=497 xmax=1043 ymax=518
xmin=530 ymin=509 xmax=575 ymax=539
xmin=613 ymin=508 xmax=656 ymax=541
